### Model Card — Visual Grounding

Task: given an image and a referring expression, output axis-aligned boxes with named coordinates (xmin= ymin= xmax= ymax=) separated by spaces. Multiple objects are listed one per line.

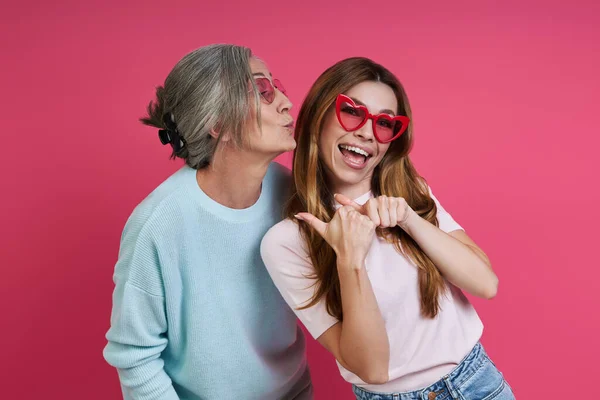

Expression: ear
xmin=208 ymin=128 xmax=220 ymax=140
xmin=209 ymin=126 xmax=232 ymax=142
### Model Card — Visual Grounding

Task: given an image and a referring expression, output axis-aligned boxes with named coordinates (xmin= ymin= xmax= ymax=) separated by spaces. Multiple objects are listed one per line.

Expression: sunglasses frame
xmin=254 ymin=77 xmax=286 ymax=104
xmin=335 ymin=94 xmax=410 ymax=143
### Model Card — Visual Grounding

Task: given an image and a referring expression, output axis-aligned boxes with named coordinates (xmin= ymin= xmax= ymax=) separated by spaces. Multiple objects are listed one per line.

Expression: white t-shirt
xmin=260 ymin=189 xmax=484 ymax=392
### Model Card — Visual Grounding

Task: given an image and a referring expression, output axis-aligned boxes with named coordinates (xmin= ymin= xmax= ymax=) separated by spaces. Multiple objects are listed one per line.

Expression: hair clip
xmin=158 ymin=113 xmax=185 ymax=152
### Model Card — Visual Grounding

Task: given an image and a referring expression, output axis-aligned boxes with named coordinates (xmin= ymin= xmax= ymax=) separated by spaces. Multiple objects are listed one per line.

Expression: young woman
xmin=104 ymin=44 xmax=312 ymax=400
xmin=261 ymin=57 xmax=514 ymax=400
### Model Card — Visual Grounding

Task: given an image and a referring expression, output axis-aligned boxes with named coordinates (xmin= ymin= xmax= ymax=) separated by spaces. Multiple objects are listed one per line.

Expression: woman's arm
xmin=401 ymin=212 xmax=498 ymax=299
xmin=262 ymin=209 xmax=389 ymax=385
xmin=297 ymin=207 xmax=389 ymax=383
xmin=316 ymin=262 xmax=389 ymax=384
xmin=104 ymin=224 xmax=180 ymax=400
xmin=336 ymin=193 xmax=498 ymax=299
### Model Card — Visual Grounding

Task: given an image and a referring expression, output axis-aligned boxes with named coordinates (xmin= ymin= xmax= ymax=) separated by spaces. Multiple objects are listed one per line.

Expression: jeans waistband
xmin=353 ymin=342 xmax=486 ymax=400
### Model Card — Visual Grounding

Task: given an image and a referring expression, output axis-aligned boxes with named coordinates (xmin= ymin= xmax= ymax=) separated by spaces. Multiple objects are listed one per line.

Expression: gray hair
xmin=140 ymin=44 xmax=260 ymax=169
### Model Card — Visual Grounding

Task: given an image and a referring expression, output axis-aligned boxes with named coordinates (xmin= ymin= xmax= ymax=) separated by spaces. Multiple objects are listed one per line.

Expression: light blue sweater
xmin=104 ymin=164 xmax=309 ymax=400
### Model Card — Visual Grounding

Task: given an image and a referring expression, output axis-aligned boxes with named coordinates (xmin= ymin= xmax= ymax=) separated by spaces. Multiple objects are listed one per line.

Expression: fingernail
xmin=294 ymin=214 xmax=303 ymax=220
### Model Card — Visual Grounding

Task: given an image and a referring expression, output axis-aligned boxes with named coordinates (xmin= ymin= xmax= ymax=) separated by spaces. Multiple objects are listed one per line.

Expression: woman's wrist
xmin=336 ymin=256 xmax=365 ymax=271
xmin=398 ymin=207 xmax=419 ymax=233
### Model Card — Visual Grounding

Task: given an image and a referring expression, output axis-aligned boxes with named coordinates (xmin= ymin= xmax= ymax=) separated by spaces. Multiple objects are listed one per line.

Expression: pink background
xmin=1 ymin=0 xmax=598 ymax=398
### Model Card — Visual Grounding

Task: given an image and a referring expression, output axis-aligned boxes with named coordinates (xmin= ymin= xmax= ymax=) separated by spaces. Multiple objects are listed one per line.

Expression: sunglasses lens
xmin=337 ymin=99 xmax=366 ymax=130
xmin=375 ymin=116 xmax=406 ymax=142
xmin=255 ymin=78 xmax=275 ymax=103
xmin=273 ymin=79 xmax=286 ymax=95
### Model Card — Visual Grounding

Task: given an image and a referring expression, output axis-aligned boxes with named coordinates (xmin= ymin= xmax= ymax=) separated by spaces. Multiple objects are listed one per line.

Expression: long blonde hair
xmin=286 ymin=57 xmax=444 ymax=320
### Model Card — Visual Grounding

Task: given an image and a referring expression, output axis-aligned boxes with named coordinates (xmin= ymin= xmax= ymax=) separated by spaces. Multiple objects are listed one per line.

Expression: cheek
xmin=245 ymin=106 xmax=260 ymax=130
xmin=259 ymin=105 xmax=278 ymax=127
xmin=317 ymin=134 xmax=329 ymax=161
xmin=319 ymin=128 xmax=341 ymax=159
xmin=378 ymin=142 xmax=391 ymax=155
xmin=320 ymin=117 xmax=346 ymax=148
xmin=372 ymin=143 xmax=391 ymax=165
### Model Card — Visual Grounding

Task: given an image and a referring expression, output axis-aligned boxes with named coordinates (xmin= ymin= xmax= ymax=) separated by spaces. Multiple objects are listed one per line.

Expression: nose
xmin=354 ymin=118 xmax=375 ymax=142
xmin=276 ymin=89 xmax=293 ymax=114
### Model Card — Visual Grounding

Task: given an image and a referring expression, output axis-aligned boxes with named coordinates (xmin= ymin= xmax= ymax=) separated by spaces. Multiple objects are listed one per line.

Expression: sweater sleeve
xmin=103 ymin=217 xmax=179 ymax=400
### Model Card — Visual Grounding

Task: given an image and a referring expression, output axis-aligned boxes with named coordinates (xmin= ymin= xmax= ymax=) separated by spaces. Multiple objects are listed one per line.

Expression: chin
xmin=333 ymin=170 xmax=368 ymax=188
xmin=280 ymin=138 xmax=297 ymax=152
xmin=267 ymin=145 xmax=296 ymax=158
xmin=285 ymin=142 xmax=297 ymax=152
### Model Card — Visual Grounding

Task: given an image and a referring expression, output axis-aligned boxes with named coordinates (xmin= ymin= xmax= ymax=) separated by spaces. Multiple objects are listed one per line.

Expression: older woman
xmin=104 ymin=44 xmax=311 ymax=400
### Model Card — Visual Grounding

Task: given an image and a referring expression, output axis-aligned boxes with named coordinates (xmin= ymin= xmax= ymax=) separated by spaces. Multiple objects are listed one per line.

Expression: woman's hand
xmin=296 ymin=205 xmax=376 ymax=269
xmin=335 ymin=194 xmax=415 ymax=230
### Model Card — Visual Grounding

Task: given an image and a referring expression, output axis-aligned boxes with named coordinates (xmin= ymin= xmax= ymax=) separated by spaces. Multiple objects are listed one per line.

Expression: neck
xmin=196 ymin=146 xmax=273 ymax=209
xmin=332 ymin=177 xmax=373 ymax=201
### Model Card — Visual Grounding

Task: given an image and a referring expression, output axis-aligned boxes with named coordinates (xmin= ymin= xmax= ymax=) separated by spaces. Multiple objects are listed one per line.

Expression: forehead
xmin=249 ymin=57 xmax=271 ymax=77
xmin=345 ymin=81 xmax=398 ymax=114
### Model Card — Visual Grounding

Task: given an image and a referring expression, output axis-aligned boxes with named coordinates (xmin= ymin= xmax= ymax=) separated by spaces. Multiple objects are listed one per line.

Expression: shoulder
xmin=266 ymin=161 xmax=291 ymax=191
xmin=122 ymin=167 xmax=193 ymax=242
xmin=262 ymin=218 xmax=303 ymax=251
xmin=419 ymin=180 xmax=464 ymax=232
xmin=260 ymin=218 xmax=311 ymax=269
xmin=414 ymin=176 xmax=441 ymax=204
xmin=267 ymin=161 xmax=292 ymax=180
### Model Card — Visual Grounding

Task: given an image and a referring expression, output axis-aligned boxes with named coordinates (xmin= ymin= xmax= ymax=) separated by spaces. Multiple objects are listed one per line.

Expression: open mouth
xmin=338 ymin=144 xmax=372 ymax=168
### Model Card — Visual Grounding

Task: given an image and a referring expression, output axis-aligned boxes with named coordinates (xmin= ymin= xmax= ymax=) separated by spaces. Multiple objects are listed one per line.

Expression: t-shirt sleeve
xmin=261 ymin=220 xmax=340 ymax=339
xmin=428 ymin=186 xmax=464 ymax=233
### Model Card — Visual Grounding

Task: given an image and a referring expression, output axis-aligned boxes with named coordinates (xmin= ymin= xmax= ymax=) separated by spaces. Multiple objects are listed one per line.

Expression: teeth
xmin=340 ymin=145 xmax=369 ymax=157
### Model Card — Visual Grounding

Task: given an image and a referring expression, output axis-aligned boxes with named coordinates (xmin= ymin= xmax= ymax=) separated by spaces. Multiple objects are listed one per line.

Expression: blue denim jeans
xmin=353 ymin=343 xmax=514 ymax=400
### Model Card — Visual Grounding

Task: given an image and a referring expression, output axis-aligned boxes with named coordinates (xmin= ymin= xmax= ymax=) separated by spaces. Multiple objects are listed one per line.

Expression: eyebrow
xmin=252 ymin=72 xmax=273 ymax=78
xmin=350 ymin=96 xmax=396 ymax=116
